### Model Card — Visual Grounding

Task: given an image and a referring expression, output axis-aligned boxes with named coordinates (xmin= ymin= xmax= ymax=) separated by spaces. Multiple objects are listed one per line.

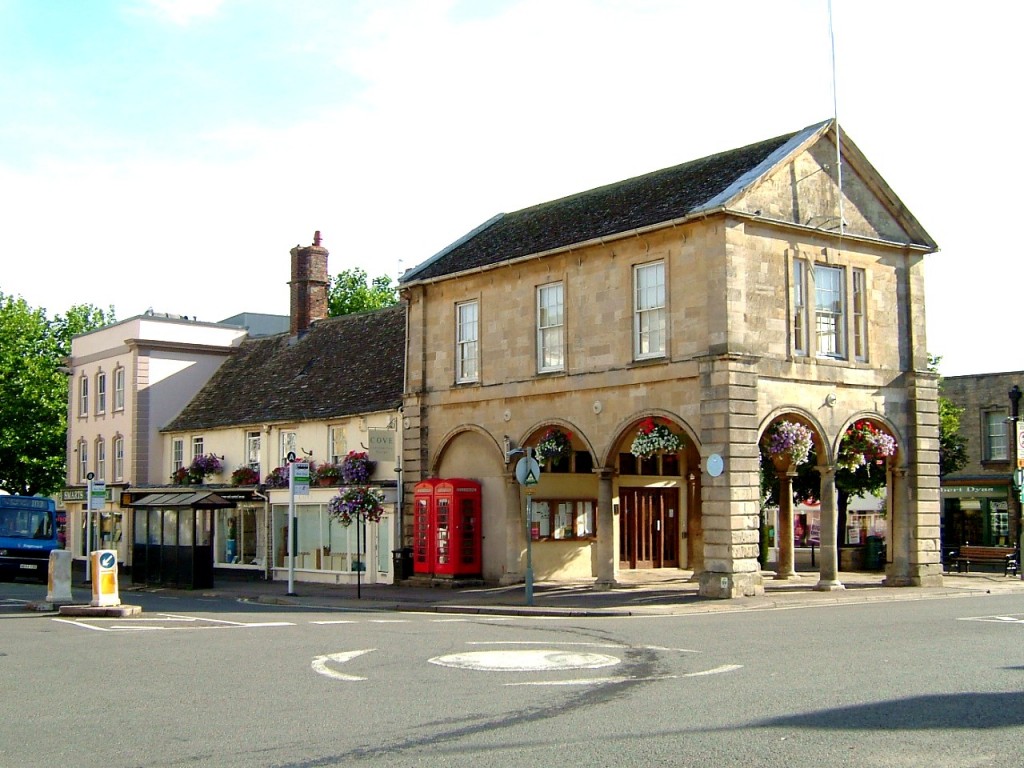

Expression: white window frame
xmin=852 ymin=268 xmax=867 ymax=362
xmin=78 ymin=439 xmax=88 ymax=482
xmin=329 ymin=426 xmax=346 ymax=464
xmin=191 ymin=436 xmax=204 ymax=462
xmin=113 ymin=367 xmax=125 ymax=411
xmin=113 ymin=436 xmax=124 ymax=481
xmin=984 ymin=409 xmax=1008 ymax=461
xmin=633 ymin=261 xmax=666 ymax=360
xmin=172 ymin=438 xmax=184 ymax=472
xmin=536 ymin=281 xmax=565 ymax=373
xmin=246 ymin=431 xmax=261 ymax=472
xmin=280 ymin=430 xmax=297 ymax=463
xmin=79 ymin=375 xmax=89 ymax=417
xmin=456 ymin=300 xmax=479 ymax=383
xmin=814 ymin=264 xmax=846 ymax=359
xmin=95 ymin=438 xmax=106 ymax=481
xmin=95 ymin=372 xmax=106 ymax=415
xmin=792 ymin=258 xmax=808 ymax=356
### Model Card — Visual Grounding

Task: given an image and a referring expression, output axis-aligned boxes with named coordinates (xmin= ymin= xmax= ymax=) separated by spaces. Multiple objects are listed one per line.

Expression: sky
xmin=0 ymin=0 xmax=1018 ymax=377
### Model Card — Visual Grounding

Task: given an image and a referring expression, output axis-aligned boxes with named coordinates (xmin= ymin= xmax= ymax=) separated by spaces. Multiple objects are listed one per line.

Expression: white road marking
xmin=312 ymin=620 xmax=357 ymax=625
xmin=311 ymin=649 xmax=376 ymax=681
xmin=52 ymin=618 xmax=108 ymax=631
xmin=429 ymin=649 xmax=621 ymax=672
xmin=959 ymin=614 xmax=1024 ymax=624
xmin=504 ymin=665 xmax=742 ymax=687
xmin=684 ymin=664 xmax=743 ymax=677
xmin=466 ymin=640 xmax=699 ymax=653
xmin=368 ymin=619 xmax=409 ymax=623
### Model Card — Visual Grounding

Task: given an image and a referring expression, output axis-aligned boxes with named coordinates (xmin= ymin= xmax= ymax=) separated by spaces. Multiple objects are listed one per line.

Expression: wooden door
xmin=619 ymin=488 xmax=679 ymax=569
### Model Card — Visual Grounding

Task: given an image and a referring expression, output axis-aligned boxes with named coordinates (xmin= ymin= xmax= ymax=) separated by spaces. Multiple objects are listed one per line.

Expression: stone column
xmin=774 ymin=459 xmax=799 ymax=580
xmin=499 ymin=474 xmax=524 ymax=586
xmin=884 ymin=466 xmax=912 ymax=586
xmin=814 ymin=463 xmax=844 ymax=591
xmin=594 ymin=468 xmax=617 ymax=589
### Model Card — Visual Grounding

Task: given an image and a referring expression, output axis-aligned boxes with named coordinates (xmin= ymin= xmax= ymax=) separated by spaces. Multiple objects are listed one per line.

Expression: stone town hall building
xmin=398 ymin=119 xmax=941 ymax=599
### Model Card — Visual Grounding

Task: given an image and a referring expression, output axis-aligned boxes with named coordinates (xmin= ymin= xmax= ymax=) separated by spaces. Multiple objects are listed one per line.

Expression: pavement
xmin=93 ymin=566 xmax=1024 ymax=618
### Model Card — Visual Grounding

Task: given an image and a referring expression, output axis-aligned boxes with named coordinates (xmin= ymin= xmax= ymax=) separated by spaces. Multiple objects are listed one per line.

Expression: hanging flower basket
xmin=535 ymin=427 xmax=572 ymax=463
xmin=230 ymin=466 xmax=260 ymax=486
xmin=838 ymin=421 xmax=897 ymax=472
xmin=328 ymin=486 xmax=385 ymax=527
xmin=765 ymin=420 xmax=813 ymax=468
xmin=190 ymin=453 xmax=223 ymax=477
xmin=341 ymin=451 xmax=376 ymax=484
xmin=630 ymin=418 xmax=684 ymax=459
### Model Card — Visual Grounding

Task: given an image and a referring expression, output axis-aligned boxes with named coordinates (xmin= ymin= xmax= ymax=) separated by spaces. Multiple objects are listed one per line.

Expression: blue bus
xmin=0 ymin=495 xmax=59 ymax=582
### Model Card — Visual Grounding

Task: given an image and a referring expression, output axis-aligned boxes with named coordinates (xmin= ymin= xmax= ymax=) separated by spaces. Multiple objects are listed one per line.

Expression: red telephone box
xmin=412 ymin=478 xmax=482 ymax=577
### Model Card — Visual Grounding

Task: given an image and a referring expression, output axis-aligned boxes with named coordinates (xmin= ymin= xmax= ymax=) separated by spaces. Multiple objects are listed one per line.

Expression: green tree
xmin=0 ymin=293 xmax=114 ymax=496
xmin=327 ymin=268 xmax=398 ymax=316
xmin=929 ymin=355 xmax=968 ymax=477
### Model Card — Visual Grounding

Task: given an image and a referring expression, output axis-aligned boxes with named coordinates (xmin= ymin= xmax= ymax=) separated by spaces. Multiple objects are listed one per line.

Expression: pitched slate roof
xmin=162 ymin=304 xmax=405 ymax=432
xmin=401 ymin=121 xmax=828 ymax=284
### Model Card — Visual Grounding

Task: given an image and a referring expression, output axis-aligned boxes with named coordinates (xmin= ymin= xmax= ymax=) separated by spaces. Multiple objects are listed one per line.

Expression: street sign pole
xmin=515 ymin=450 xmax=542 ymax=606
xmin=85 ymin=473 xmax=94 ymax=583
xmin=287 ymin=453 xmax=297 ymax=596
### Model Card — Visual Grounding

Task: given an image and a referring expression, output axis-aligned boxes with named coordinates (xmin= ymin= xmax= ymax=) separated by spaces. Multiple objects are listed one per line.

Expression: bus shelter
xmin=130 ymin=491 xmax=236 ymax=589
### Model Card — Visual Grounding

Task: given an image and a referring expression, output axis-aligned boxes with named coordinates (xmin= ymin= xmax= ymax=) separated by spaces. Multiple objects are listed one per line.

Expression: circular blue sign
xmin=99 ymin=552 xmax=116 ymax=569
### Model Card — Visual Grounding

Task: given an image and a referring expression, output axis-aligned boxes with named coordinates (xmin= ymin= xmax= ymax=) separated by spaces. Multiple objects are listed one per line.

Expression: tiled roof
xmin=162 ymin=304 xmax=406 ymax=432
xmin=401 ymin=124 xmax=820 ymax=283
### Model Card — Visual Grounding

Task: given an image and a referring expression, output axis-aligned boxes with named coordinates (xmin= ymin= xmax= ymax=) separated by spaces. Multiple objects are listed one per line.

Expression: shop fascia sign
xmin=62 ymin=487 xmax=113 ymax=503
xmin=939 ymin=484 xmax=1002 ymax=497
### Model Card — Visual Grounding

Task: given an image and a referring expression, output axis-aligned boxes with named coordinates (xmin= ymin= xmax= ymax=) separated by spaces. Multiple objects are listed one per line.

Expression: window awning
xmin=129 ymin=491 xmax=236 ymax=509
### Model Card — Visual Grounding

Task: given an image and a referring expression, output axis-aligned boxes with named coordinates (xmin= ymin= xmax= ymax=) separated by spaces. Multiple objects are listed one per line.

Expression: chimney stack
xmin=289 ymin=230 xmax=329 ymax=335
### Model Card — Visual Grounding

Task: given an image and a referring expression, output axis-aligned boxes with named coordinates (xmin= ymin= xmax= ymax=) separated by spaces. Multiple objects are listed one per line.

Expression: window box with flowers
xmin=263 ymin=465 xmax=290 ymax=489
xmin=172 ymin=453 xmax=223 ymax=485
xmin=764 ymin=420 xmax=814 ymax=470
xmin=630 ymin=418 xmax=684 ymax=459
xmin=230 ymin=466 xmax=260 ymax=486
xmin=314 ymin=462 xmax=343 ymax=487
xmin=341 ymin=451 xmax=376 ymax=484
xmin=838 ymin=421 xmax=896 ymax=472
xmin=328 ymin=486 xmax=385 ymax=527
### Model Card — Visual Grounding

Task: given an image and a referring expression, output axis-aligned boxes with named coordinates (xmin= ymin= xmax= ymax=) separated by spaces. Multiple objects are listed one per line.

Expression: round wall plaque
xmin=706 ymin=453 xmax=724 ymax=477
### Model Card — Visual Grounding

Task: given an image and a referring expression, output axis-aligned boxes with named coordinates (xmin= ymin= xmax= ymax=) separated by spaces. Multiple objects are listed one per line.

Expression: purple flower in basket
xmin=341 ymin=451 xmax=376 ymax=484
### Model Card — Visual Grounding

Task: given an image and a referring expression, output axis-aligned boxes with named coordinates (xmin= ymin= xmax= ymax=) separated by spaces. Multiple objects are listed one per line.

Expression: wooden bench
xmin=951 ymin=545 xmax=1019 ymax=576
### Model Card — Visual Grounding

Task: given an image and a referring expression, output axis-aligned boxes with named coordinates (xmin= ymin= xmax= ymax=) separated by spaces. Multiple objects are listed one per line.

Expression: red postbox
xmin=412 ymin=478 xmax=481 ymax=577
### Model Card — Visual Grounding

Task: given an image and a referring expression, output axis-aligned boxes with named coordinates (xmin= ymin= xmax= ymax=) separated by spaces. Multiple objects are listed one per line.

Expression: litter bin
xmin=864 ymin=536 xmax=884 ymax=571
xmin=392 ymin=547 xmax=413 ymax=580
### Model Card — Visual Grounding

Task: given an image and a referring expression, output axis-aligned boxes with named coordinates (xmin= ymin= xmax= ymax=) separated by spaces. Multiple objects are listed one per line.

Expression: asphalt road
xmin=3 ymin=583 xmax=1023 ymax=768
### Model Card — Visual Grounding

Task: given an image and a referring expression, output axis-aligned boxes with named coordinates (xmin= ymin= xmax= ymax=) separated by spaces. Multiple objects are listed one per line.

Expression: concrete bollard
xmin=46 ymin=549 xmax=74 ymax=605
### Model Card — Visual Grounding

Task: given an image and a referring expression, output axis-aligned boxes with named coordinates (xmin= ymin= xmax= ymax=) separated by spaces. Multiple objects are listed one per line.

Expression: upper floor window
xmin=246 ymin=431 xmax=261 ymax=472
xmin=984 ymin=409 xmax=1008 ymax=461
xmin=78 ymin=439 xmax=88 ymax=482
xmin=113 ymin=436 xmax=124 ymax=481
xmin=95 ymin=438 xmax=106 ymax=481
xmin=456 ymin=300 xmax=479 ymax=383
xmin=633 ymin=261 xmax=665 ymax=360
xmin=852 ymin=268 xmax=867 ymax=362
xmin=95 ymin=372 xmax=107 ymax=415
xmin=792 ymin=259 xmax=808 ymax=356
xmin=815 ymin=264 xmax=846 ymax=358
xmin=172 ymin=438 xmax=184 ymax=472
xmin=536 ymin=282 xmax=565 ymax=373
xmin=329 ymin=426 xmax=347 ymax=464
xmin=79 ymin=375 xmax=89 ymax=417
xmin=113 ymin=367 xmax=125 ymax=411
xmin=191 ymin=436 xmax=204 ymax=461
xmin=280 ymin=430 xmax=297 ymax=463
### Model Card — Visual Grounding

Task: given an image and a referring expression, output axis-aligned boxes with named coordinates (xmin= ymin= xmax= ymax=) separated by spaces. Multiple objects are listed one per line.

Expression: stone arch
xmin=600 ymin=408 xmax=701 ymax=469
xmin=832 ymin=413 xmax=904 ymax=467
xmin=518 ymin=418 xmax=598 ymax=467
xmin=758 ymin=407 xmax=832 ymax=464
xmin=430 ymin=423 xmax=504 ymax=476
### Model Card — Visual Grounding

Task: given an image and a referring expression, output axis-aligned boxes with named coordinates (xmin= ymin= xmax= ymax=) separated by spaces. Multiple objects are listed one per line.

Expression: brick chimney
xmin=289 ymin=230 xmax=329 ymax=335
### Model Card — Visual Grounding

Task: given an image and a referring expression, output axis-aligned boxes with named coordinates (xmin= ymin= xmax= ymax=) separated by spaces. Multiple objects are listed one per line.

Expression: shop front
xmin=941 ymin=481 xmax=1012 ymax=549
xmin=268 ymin=485 xmax=398 ymax=585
